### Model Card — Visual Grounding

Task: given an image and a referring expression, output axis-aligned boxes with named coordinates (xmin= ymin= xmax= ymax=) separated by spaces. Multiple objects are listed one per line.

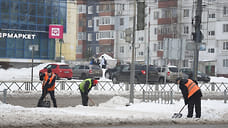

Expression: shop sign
xmin=0 ymin=32 xmax=36 ymax=40
xmin=49 ymin=25 xmax=63 ymax=39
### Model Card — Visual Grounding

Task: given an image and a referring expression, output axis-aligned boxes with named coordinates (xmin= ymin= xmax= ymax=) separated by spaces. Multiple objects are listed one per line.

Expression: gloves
xmin=184 ymin=99 xmax=188 ymax=105
xmin=47 ymin=78 xmax=50 ymax=83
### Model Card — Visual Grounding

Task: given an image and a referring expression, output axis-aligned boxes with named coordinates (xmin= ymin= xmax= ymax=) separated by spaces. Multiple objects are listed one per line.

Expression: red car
xmin=39 ymin=63 xmax=72 ymax=80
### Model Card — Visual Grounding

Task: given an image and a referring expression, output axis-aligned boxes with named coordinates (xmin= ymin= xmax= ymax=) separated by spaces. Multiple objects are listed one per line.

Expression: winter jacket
xmin=79 ymin=78 xmax=94 ymax=94
xmin=179 ymin=79 xmax=202 ymax=104
xmin=42 ymin=72 xmax=56 ymax=91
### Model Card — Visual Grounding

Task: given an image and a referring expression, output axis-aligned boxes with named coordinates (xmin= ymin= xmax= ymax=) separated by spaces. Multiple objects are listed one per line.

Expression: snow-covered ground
xmin=1 ymin=63 xmax=228 ymax=127
xmin=0 ymin=97 xmax=228 ymax=127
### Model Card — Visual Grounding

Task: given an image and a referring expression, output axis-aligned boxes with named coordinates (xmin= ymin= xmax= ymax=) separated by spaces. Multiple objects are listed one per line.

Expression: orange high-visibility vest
xmin=42 ymin=72 xmax=56 ymax=91
xmin=185 ymin=79 xmax=200 ymax=98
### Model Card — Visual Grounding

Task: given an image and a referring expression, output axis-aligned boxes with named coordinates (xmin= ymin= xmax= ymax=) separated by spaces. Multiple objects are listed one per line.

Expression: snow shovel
xmin=88 ymin=96 xmax=96 ymax=106
xmin=172 ymin=105 xmax=186 ymax=118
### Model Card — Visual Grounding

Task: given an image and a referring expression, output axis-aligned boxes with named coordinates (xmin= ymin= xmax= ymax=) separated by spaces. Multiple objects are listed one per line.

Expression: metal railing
xmin=0 ymin=89 xmax=7 ymax=103
xmin=0 ymin=80 xmax=228 ymax=93
xmin=224 ymin=89 xmax=228 ymax=103
xmin=142 ymin=90 xmax=173 ymax=104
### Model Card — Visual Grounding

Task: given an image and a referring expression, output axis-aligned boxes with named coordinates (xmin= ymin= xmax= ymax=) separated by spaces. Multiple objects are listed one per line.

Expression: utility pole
xmin=193 ymin=0 xmax=202 ymax=80
xmin=129 ymin=0 xmax=137 ymax=104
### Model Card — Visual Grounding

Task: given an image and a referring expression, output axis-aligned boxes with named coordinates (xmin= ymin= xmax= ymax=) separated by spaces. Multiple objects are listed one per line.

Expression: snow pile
xmin=0 ymin=96 xmax=228 ymax=127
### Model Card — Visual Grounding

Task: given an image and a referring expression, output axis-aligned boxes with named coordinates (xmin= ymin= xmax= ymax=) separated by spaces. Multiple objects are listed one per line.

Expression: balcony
xmin=157 ymin=34 xmax=176 ymax=41
xmin=158 ymin=17 xmax=177 ymax=25
xmin=158 ymin=0 xmax=177 ymax=8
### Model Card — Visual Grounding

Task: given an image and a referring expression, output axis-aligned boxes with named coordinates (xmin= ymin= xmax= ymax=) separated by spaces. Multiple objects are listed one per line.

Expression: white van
xmin=156 ymin=65 xmax=182 ymax=83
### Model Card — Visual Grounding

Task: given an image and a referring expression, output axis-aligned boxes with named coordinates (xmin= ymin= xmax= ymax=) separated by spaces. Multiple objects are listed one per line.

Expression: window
xmin=96 ymin=5 xmax=99 ymax=13
xmin=224 ymin=6 xmax=228 ymax=16
xmin=208 ymin=48 xmax=215 ymax=53
xmin=100 ymin=17 xmax=112 ymax=25
xmin=96 ymin=47 xmax=99 ymax=54
xmin=138 ymin=37 xmax=144 ymax=41
xmin=88 ymin=33 xmax=92 ymax=41
xmin=96 ymin=33 xmax=99 ymax=40
xmin=120 ymin=18 xmax=124 ymax=26
xmin=88 ymin=20 xmax=92 ymax=27
xmin=223 ymin=41 xmax=228 ymax=50
xmin=208 ymin=13 xmax=215 ymax=18
xmin=96 ymin=19 xmax=99 ymax=26
xmin=99 ymin=4 xmax=111 ymax=12
xmin=99 ymin=31 xmax=114 ymax=39
xmin=138 ymin=51 xmax=144 ymax=56
xmin=78 ymin=32 xmax=86 ymax=40
xmin=223 ymin=59 xmax=228 ymax=67
xmin=120 ymin=31 xmax=124 ymax=39
xmin=154 ymin=11 xmax=159 ymax=19
xmin=208 ymin=31 xmax=215 ymax=36
xmin=78 ymin=5 xmax=86 ymax=13
xmin=223 ymin=24 xmax=228 ymax=32
xmin=88 ymin=6 xmax=93 ymax=14
xmin=154 ymin=28 xmax=157 ymax=35
xmin=154 ymin=44 xmax=157 ymax=51
xmin=184 ymin=26 xmax=189 ymax=34
xmin=183 ymin=9 xmax=189 ymax=17
xmin=120 ymin=46 xmax=124 ymax=53
xmin=158 ymin=42 xmax=163 ymax=50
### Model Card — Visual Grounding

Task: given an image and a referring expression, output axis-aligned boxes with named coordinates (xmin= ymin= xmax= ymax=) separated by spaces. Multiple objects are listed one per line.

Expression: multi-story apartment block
xmin=76 ymin=0 xmax=228 ymax=77
xmin=77 ymin=0 xmax=115 ymax=60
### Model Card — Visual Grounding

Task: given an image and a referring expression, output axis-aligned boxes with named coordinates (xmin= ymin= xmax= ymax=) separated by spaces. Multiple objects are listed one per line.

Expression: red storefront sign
xmin=49 ymin=25 xmax=63 ymax=39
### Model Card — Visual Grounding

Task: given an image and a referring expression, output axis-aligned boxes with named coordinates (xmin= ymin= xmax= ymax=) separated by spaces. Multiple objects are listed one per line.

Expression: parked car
xmin=105 ymin=64 xmax=126 ymax=79
xmin=72 ymin=64 xmax=102 ymax=80
xmin=111 ymin=64 xmax=161 ymax=84
xmin=39 ymin=63 xmax=72 ymax=80
xmin=179 ymin=67 xmax=211 ymax=83
xmin=156 ymin=65 xmax=183 ymax=83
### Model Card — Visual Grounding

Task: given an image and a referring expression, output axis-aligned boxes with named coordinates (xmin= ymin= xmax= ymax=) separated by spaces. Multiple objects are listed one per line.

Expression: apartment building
xmin=76 ymin=0 xmax=228 ymax=77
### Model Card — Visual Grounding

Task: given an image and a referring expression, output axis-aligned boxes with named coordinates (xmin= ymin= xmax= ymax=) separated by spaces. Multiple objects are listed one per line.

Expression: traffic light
xmin=137 ymin=2 xmax=145 ymax=30
xmin=192 ymin=31 xmax=203 ymax=42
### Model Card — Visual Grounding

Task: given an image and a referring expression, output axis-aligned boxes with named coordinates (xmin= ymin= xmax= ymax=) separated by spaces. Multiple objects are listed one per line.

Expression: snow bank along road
xmin=1 ymin=95 xmax=228 ymax=128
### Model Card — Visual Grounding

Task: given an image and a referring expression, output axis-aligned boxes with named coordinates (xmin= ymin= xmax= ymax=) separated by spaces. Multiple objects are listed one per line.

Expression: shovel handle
xmin=88 ymin=96 xmax=95 ymax=106
xmin=178 ymin=104 xmax=186 ymax=113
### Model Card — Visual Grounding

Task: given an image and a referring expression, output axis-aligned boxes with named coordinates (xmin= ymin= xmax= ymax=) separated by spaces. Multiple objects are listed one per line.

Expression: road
xmin=6 ymin=94 xmax=115 ymax=107
xmin=86 ymin=124 xmax=228 ymax=128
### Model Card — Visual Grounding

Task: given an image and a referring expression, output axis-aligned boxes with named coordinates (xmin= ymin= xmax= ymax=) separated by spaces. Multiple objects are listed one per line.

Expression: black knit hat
xmin=47 ymin=68 xmax=52 ymax=73
xmin=175 ymin=77 xmax=182 ymax=84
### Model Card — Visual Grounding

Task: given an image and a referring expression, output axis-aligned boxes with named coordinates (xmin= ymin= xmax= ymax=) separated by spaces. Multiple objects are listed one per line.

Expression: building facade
xmin=0 ymin=0 xmax=77 ymax=68
xmin=75 ymin=0 xmax=228 ymax=77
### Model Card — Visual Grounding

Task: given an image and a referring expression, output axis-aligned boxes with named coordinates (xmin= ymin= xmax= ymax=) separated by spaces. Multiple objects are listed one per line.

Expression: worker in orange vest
xmin=176 ymin=77 xmax=202 ymax=118
xmin=37 ymin=68 xmax=57 ymax=107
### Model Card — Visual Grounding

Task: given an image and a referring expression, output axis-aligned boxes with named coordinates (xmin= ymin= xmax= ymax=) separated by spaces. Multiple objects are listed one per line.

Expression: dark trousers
xmin=80 ymin=90 xmax=88 ymax=106
xmin=187 ymin=96 xmax=201 ymax=118
xmin=37 ymin=88 xmax=57 ymax=107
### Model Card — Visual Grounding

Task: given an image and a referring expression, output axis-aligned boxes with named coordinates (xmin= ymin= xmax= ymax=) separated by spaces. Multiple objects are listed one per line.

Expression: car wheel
xmin=159 ymin=77 xmax=164 ymax=84
xmin=105 ymin=71 xmax=110 ymax=79
xmin=134 ymin=77 xmax=139 ymax=84
xmin=55 ymin=74 xmax=60 ymax=80
xmin=112 ymin=76 xmax=119 ymax=84
xmin=67 ymin=77 xmax=72 ymax=80
xmin=80 ymin=73 xmax=87 ymax=80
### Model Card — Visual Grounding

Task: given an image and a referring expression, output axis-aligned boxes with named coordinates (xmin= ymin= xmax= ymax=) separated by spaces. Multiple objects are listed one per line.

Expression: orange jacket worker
xmin=176 ymin=77 xmax=202 ymax=118
xmin=37 ymin=68 xmax=57 ymax=107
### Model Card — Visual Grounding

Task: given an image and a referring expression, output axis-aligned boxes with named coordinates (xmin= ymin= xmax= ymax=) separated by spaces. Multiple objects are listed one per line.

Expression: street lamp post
xmin=129 ymin=0 xmax=137 ymax=104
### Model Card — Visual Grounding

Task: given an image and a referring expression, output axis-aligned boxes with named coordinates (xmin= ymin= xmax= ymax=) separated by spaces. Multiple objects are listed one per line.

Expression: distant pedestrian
xmin=37 ymin=68 xmax=57 ymax=107
xmin=90 ymin=57 xmax=95 ymax=65
xmin=100 ymin=56 xmax=107 ymax=69
xmin=79 ymin=78 xmax=98 ymax=106
xmin=176 ymin=77 xmax=202 ymax=118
